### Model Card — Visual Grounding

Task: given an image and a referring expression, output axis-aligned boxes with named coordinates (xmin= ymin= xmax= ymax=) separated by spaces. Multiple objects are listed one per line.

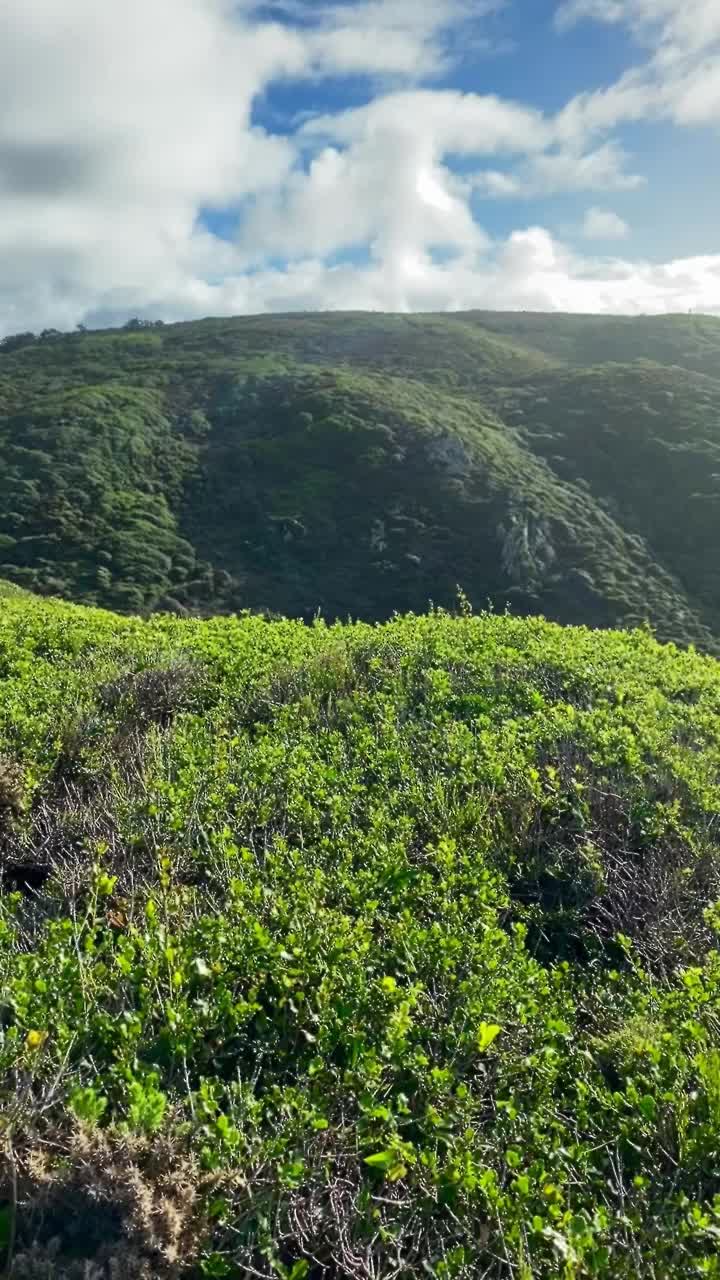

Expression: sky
xmin=1 ymin=0 xmax=720 ymax=335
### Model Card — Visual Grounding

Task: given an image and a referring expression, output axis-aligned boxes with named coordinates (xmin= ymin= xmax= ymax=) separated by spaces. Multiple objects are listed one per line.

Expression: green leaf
xmin=69 ymin=1085 xmax=109 ymax=1126
xmin=200 ymin=1253 xmax=232 ymax=1278
xmin=364 ymin=1150 xmax=396 ymax=1169
xmin=477 ymin=1022 xmax=502 ymax=1053
xmin=638 ymin=1094 xmax=657 ymax=1122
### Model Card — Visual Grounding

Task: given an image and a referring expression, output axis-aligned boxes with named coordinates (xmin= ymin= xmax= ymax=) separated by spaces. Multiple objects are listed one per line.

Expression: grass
xmin=1 ymin=586 xmax=720 ymax=1276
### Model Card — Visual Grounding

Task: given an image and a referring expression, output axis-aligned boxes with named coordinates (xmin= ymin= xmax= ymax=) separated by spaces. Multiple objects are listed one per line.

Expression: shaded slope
xmin=182 ymin=367 xmax=713 ymax=646
xmin=495 ymin=361 xmax=720 ymax=631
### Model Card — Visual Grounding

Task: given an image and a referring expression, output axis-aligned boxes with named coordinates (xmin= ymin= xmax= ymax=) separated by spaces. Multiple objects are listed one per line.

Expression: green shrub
xmin=0 ymin=592 xmax=719 ymax=1276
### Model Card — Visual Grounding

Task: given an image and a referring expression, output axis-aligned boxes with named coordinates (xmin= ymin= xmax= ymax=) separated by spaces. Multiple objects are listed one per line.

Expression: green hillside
xmin=495 ymin=362 xmax=720 ymax=628
xmin=1 ymin=588 xmax=720 ymax=1277
xmin=1 ymin=311 xmax=720 ymax=650
xmin=466 ymin=312 xmax=720 ymax=380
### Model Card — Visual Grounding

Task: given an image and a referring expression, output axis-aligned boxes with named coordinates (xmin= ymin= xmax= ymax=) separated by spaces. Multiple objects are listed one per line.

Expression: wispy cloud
xmin=555 ymin=0 xmax=720 ymax=129
xmin=581 ymin=207 xmax=630 ymax=239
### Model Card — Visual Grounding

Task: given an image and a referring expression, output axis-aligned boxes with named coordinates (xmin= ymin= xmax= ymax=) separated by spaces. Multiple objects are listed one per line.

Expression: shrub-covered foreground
xmin=1 ymin=588 xmax=720 ymax=1278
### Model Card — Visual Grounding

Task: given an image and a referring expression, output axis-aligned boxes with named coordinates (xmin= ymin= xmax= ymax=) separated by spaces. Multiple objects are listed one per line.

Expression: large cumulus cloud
xmin=1 ymin=0 xmax=719 ymax=333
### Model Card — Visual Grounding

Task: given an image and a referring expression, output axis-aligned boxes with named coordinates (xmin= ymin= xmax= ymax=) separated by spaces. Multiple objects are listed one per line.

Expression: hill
xmin=465 ymin=311 xmax=720 ymax=380
xmin=1 ymin=589 xmax=720 ymax=1276
xmin=1 ymin=311 xmax=720 ymax=649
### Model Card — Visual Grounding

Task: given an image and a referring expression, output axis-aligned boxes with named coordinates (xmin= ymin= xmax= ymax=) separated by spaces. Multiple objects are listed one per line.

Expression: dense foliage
xmin=1 ymin=311 xmax=720 ymax=648
xmin=1 ymin=586 xmax=720 ymax=1277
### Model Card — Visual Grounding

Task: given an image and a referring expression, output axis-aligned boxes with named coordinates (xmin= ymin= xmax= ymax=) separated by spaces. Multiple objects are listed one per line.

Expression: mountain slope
xmin=1 ymin=311 xmax=719 ymax=648
xmin=180 ymin=368 xmax=711 ymax=641
xmin=495 ymin=361 xmax=720 ymax=628
xmin=465 ymin=311 xmax=720 ymax=380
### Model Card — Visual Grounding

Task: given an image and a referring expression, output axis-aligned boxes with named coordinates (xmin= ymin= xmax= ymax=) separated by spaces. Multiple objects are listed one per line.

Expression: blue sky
xmin=1 ymin=0 xmax=719 ymax=333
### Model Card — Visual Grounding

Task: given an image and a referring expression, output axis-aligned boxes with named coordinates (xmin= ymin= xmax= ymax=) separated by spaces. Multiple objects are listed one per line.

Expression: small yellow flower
xmin=25 ymin=1029 xmax=47 ymax=1051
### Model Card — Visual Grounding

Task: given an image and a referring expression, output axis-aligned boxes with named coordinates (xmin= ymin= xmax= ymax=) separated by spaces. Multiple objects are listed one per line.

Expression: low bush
xmin=0 ymin=592 xmax=719 ymax=1277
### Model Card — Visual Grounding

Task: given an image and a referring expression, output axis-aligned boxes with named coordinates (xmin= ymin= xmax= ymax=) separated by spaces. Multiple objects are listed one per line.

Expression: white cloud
xmin=472 ymin=139 xmax=642 ymax=199
xmin=6 ymin=218 xmax=720 ymax=333
xmin=84 ymin=234 xmax=720 ymax=320
xmin=0 ymin=0 xmax=310 ymax=333
xmin=302 ymin=0 xmax=502 ymax=78
xmin=581 ymin=207 xmax=630 ymax=239
xmin=473 ymin=170 xmax=523 ymax=197
xmin=235 ymin=89 xmax=550 ymax=274
xmin=0 ymin=0 xmax=719 ymax=335
xmin=237 ymin=139 xmax=488 ymax=309
xmin=669 ymin=57 xmax=720 ymax=123
xmin=527 ymin=141 xmax=644 ymax=193
xmin=555 ymin=0 xmax=720 ymax=131
xmin=235 ymin=87 xmax=649 ymax=302
xmin=302 ymin=88 xmax=551 ymax=153
xmin=0 ymin=0 xmax=521 ymax=334
xmin=1 ymin=1 xmax=306 ymax=203
xmin=555 ymin=0 xmax=720 ymax=53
